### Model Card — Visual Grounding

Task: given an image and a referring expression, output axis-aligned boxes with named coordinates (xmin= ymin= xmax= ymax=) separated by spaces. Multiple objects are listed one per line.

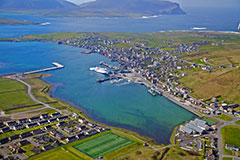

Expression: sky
xmin=67 ymin=0 xmax=240 ymax=8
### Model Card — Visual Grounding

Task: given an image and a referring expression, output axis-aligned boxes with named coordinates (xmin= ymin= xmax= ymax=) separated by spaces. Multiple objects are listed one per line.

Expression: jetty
xmin=99 ymin=61 xmax=119 ymax=70
xmin=23 ymin=62 xmax=64 ymax=75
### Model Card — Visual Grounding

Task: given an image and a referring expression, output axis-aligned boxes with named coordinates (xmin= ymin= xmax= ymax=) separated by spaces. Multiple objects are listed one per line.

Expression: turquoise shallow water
xmin=0 ymin=42 xmax=196 ymax=144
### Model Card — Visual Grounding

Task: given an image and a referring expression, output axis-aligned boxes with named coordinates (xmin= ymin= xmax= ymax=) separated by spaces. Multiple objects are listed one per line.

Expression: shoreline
xmin=39 ymin=75 xmax=158 ymax=145
xmin=44 ymin=75 xmax=177 ymax=145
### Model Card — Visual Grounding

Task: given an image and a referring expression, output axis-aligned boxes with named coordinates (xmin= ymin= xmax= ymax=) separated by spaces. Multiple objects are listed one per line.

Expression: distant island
xmin=0 ymin=17 xmax=41 ymax=25
xmin=0 ymin=0 xmax=185 ymax=17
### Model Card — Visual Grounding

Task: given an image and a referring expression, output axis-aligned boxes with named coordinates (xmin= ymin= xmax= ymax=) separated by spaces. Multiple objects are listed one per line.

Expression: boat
xmin=89 ymin=67 xmax=109 ymax=74
xmin=238 ymin=23 xmax=240 ymax=31
xmin=40 ymin=22 xmax=51 ymax=26
xmin=81 ymin=51 xmax=90 ymax=54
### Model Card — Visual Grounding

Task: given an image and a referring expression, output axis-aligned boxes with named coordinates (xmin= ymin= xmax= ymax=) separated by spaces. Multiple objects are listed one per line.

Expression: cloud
xmin=67 ymin=0 xmax=95 ymax=5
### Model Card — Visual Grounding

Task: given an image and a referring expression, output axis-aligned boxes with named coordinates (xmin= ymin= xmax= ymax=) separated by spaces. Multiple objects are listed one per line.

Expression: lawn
xmin=214 ymin=114 xmax=232 ymax=121
xmin=221 ymin=125 xmax=240 ymax=155
xmin=73 ymin=132 xmax=132 ymax=159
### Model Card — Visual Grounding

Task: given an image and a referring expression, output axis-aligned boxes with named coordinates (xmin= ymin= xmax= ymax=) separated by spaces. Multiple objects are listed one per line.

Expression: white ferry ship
xmin=89 ymin=67 xmax=109 ymax=74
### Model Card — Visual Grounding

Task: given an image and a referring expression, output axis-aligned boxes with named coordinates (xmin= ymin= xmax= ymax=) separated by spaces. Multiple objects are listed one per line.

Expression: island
xmin=0 ymin=0 xmax=185 ymax=17
xmin=0 ymin=31 xmax=240 ymax=160
xmin=0 ymin=17 xmax=41 ymax=25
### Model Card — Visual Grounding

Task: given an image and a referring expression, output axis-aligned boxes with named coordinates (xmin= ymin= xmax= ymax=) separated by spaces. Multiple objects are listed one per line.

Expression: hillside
xmin=0 ymin=0 xmax=185 ymax=17
xmin=78 ymin=0 xmax=185 ymax=16
xmin=0 ymin=17 xmax=41 ymax=25
xmin=0 ymin=0 xmax=78 ymax=10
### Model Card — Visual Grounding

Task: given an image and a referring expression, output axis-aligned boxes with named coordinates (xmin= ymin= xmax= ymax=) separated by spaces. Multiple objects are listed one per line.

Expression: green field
xmin=221 ymin=125 xmax=240 ymax=155
xmin=73 ymin=132 xmax=132 ymax=159
xmin=214 ymin=114 xmax=233 ymax=121
xmin=0 ymin=78 xmax=39 ymax=113
xmin=200 ymin=117 xmax=218 ymax=125
xmin=236 ymin=120 xmax=240 ymax=125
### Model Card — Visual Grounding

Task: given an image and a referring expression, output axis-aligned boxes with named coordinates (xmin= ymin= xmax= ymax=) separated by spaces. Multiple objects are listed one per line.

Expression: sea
xmin=0 ymin=7 xmax=239 ymax=144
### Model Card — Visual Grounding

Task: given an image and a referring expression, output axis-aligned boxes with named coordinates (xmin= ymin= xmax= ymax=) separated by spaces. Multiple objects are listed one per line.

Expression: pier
xmin=99 ymin=61 xmax=119 ymax=70
xmin=23 ymin=62 xmax=64 ymax=75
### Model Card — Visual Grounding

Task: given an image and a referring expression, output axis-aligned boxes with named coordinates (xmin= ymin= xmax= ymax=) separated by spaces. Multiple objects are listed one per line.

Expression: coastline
xmin=39 ymin=74 xmax=158 ymax=145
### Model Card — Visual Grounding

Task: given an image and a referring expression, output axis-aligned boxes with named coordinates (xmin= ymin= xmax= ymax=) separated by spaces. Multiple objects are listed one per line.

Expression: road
xmin=215 ymin=113 xmax=240 ymax=160
xmin=5 ymin=75 xmax=62 ymax=116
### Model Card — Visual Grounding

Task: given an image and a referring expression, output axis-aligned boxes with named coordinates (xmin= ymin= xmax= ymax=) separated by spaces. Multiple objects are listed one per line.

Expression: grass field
xmin=0 ymin=78 xmax=39 ymax=113
xmin=73 ymin=132 xmax=132 ymax=159
xmin=236 ymin=120 xmax=240 ymax=125
xmin=214 ymin=114 xmax=232 ymax=121
xmin=221 ymin=125 xmax=240 ymax=155
xmin=28 ymin=131 xmax=140 ymax=160
xmin=119 ymin=146 xmax=201 ymax=160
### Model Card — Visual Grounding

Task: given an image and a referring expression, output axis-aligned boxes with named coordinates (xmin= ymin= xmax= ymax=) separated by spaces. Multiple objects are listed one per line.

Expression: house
xmin=55 ymin=133 xmax=65 ymax=140
xmin=1 ymin=127 xmax=10 ymax=133
xmin=52 ymin=140 xmax=62 ymax=147
xmin=19 ymin=140 xmax=30 ymax=146
xmin=31 ymin=129 xmax=44 ymax=135
xmin=0 ymin=138 xmax=9 ymax=144
xmin=20 ymin=132 xmax=32 ymax=139
xmin=72 ymin=113 xmax=79 ymax=118
xmin=225 ymin=144 xmax=239 ymax=152
xmin=0 ymin=122 xmax=4 ymax=128
xmin=77 ymin=133 xmax=86 ymax=139
xmin=207 ymin=149 xmax=216 ymax=160
xmin=9 ymin=143 xmax=25 ymax=153
xmin=234 ymin=111 xmax=240 ymax=117
xmin=43 ymin=125 xmax=52 ymax=130
xmin=88 ymin=122 xmax=96 ymax=128
xmin=57 ymin=116 xmax=69 ymax=121
xmin=64 ymin=127 xmax=73 ymax=133
xmin=29 ymin=117 xmax=41 ymax=123
xmin=9 ymin=134 xmax=20 ymax=141
xmin=49 ymin=118 xmax=58 ymax=123
xmin=66 ymin=136 xmax=77 ymax=143
xmin=13 ymin=124 xmax=24 ymax=130
xmin=88 ymin=130 xmax=98 ymax=136
xmin=26 ymin=123 xmax=38 ymax=128
xmin=6 ymin=121 xmax=18 ymax=127
xmin=40 ymin=114 xmax=50 ymax=119
xmin=18 ymin=118 xmax=28 ymax=124
xmin=78 ymin=119 xmax=84 ymax=123
xmin=51 ymin=112 xmax=60 ymax=118
xmin=42 ymin=145 xmax=54 ymax=151
xmin=38 ymin=120 xmax=49 ymax=126
xmin=57 ymin=121 xmax=66 ymax=127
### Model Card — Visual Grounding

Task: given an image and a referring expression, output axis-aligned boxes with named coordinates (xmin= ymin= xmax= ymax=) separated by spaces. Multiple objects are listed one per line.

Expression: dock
xmin=23 ymin=62 xmax=64 ymax=75
xmin=99 ymin=61 xmax=119 ymax=70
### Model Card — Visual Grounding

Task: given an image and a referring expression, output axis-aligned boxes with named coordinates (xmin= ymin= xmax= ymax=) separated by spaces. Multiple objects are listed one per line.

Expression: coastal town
xmin=53 ymin=33 xmax=240 ymax=159
xmin=0 ymin=111 xmax=108 ymax=160
xmin=1 ymin=31 xmax=240 ymax=160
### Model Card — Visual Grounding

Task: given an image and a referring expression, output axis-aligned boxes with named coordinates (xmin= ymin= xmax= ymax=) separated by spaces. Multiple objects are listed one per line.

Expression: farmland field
xmin=73 ymin=132 xmax=132 ymax=159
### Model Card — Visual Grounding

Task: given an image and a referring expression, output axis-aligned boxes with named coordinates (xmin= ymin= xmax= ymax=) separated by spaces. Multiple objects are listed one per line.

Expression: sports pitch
xmin=73 ymin=132 xmax=132 ymax=159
